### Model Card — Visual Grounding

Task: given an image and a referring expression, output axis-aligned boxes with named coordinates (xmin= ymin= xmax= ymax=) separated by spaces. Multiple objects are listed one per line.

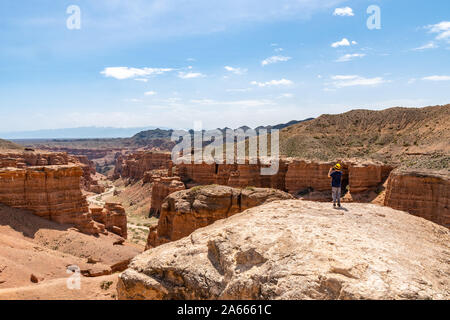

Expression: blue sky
xmin=0 ymin=0 xmax=449 ymax=131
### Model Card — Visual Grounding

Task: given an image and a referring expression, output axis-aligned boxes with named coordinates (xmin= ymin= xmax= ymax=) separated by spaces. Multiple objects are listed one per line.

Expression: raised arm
xmin=328 ymin=167 xmax=333 ymax=178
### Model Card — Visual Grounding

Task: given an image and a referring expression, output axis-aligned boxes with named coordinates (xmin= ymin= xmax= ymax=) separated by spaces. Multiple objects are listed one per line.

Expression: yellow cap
xmin=334 ymin=163 xmax=342 ymax=170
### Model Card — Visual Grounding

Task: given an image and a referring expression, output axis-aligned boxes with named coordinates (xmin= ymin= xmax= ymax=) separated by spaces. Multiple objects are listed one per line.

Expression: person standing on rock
xmin=328 ymin=163 xmax=342 ymax=208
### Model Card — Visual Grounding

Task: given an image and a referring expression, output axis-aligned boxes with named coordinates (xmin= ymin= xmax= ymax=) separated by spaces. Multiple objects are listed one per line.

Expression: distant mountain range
xmin=1 ymin=126 xmax=171 ymax=140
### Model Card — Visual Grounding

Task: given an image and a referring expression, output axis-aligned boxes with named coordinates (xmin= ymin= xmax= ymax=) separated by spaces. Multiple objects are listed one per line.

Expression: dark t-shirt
xmin=330 ymin=170 xmax=342 ymax=188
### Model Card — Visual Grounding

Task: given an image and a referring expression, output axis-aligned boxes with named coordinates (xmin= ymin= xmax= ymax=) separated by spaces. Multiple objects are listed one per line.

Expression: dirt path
xmin=87 ymin=185 xmax=115 ymax=206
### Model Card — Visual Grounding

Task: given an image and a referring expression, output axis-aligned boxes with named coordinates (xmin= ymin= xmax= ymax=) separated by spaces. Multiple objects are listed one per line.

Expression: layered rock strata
xmin=0 ymin=165 xmax=96 ymax=233
xmin=149 ymin=176 xmax=185 ymax=218
xmin=114 ymin=152 xmax=172 ymax=180
xmin=146 ymin=185 xmax=293 ymax=248
xmin=384 ymin=169 xmax=450 ymax=228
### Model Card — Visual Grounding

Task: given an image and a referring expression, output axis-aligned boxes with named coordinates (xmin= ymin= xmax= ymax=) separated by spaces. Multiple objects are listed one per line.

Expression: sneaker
xmin=333 ymin=203 xmax=336 ymax=208
xmin=337 ymin=203 xmax=341 ymax=208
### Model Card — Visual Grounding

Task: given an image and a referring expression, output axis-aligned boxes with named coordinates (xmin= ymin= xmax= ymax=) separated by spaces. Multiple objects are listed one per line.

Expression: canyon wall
xmin=0 ymin=151 xmax=127 ymax=237
xmin=69 ymin=155 xmax=105 ymax=194
xmin=177 ymin=160 xmax=288 ymax=190
xmin=147 ymin=185 xmax=294 ymax=248
xmin=0 ymin=165 xmax=98 ymax=233
xmin=149 ymin=176 xmax=185 ymax=218
xmin=114 ymin=151 xmax=172 ymax=180
xmin=0 ymin=151 xmax=104 ymax=193
xmin=0 ymin=151 xmax=69 ymax=167
xmin=34 ymin=147 xmax=122 ymax=161
xmin=384 ymin=170 xmax=450 ymax=228
xmin=177 ymin=159 xmax=392 ymax=198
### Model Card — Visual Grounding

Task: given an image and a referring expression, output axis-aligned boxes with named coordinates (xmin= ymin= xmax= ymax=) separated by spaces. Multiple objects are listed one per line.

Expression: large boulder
xmin=146 ymin=185 xmax=294 ymax=248
xmin=118 ymin=200 xmax=450 ymax=300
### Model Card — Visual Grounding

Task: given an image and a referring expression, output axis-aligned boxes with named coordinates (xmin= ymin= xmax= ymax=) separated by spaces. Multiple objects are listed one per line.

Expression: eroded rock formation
xmin=0 ymin=165 xmax=98 ymax=234
xmin=384 ymin=169 xmax=450 ymax=228
xmin=149 ymin=176 xmax=185 ymax=218
xmin=146 ymin=185 xmax=293 ymax=248
xmin=70 ymin=155 xmax=105 ymax=194
xmin=0 ymin=151 xmax=69 ymax=167
xmin=0 ymin=151 xmax=127 ymax=237
xmin=90 ymin=203 xmax=128 ymax=238
xmin=114 ymin=152 xmax=172 ymax=180
xmin=177 ymin=160 xmax=288 ymax=190
xmin=118 ymin=200 xmax=450 ymax=300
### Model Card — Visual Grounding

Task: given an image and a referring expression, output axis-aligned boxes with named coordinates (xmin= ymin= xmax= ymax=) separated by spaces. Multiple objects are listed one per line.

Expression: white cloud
xmin=333 ymin=7 xmax=354 ymax=17
xmin=279 ymin=93 xmax=294 ymax=98
xmin=100 ymin=67 xmax=173 ymax=80
xmin=224 ymin=66 xmax=247 ymax=75
xmin=251 ymin=79 xmax=293 ymax=87
xmin=261 ymin=55 xmax=291 ymax=66
xmin=412 ymin=42 xmax=438 ymax=51
xmin=134 ymin=78 xmax=149 ymax=82
xmin=331 ymin=38 xmax=356 ymax=48
xmin=336 ymin=53 xmax=366 ymax=62
xmin=422 ymin=75 xmax=450 ymax=81
xmin=178 ymin=72 xmax=206 ymax=79
xmin=427 ymin=21 xmax=450 ymax=42
xmin=330 ymin=75 xmax=387 ymax=88
xmin=144 ymin=91 xmax=157 ymax=96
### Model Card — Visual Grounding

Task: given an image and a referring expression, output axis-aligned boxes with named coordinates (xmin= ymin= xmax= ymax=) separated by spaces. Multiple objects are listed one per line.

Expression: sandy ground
xmin=0 ymin=274 xmax=119 ymax=300
xmin=0 ymin=204 xmax=142 ymax=299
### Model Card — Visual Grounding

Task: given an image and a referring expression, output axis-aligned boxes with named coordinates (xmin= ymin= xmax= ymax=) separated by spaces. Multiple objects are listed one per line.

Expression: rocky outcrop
xmin=178 ymin=159 xmax=393 ymax=202
xmin=118 ymin=200 xmax=450 ymax=300
xmin=0 ymin=151 xmax=69 ymax=167
xmin=114 ymin=152 xmax=172 ymax=180
xmin=34 ymin=147 xmax=121 ymax=161
xmin=384 ymin=169 xmax=450 ymax=228
xmin=0 ymin=151 xmax=104 ymax=194
xmin=0 ymin=151 xmax=127 ymax=237
xmin=70 ymin=155 xmax=105 ymax=194
xmin=285 ymin=160 xmax=339 ymax=193
xmin=0 ymin=165 xmax=98 ymax=234
xmin=146 ymin=186 xmax=293 ymax=248
xmin=149 ymin=176 xmax=185 ymax=218
xmin=90 ymin=203 xmax=128 ymax=238
xmin=348 ymin=163 xmax=393 ymax=193
xmin=177 ymin=160 xmax=288 ymax=190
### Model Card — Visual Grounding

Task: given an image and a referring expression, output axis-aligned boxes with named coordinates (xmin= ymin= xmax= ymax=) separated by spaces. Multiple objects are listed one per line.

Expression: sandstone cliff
xmin=147 ymin=186 xmax=293 ymax=248
xmin=0 ymin=165 xmax=98 ymax=234
xmin=114 ymin=151 xmax=172 ymax=181
xmin=177 ymin=161 xmax=288 ymax=190
xmin=149 ymin=176 xmax=185 ymax=218
xmin=0 ymin=160 xmax=127 ymax=237
xmin=384 ymin=169 xmax=450 ymax=228
xmin=90 ymin=203 xmax=128 ymax=238
xmin=118 ymin=200 xmax=450 ymax=300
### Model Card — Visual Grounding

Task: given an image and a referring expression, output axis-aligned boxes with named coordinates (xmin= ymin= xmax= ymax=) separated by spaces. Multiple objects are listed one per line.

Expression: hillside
xmin=280 ymin=104 xmax=450 ymax=170
xmin=0 ymin=138 xmax=23 ymax=150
